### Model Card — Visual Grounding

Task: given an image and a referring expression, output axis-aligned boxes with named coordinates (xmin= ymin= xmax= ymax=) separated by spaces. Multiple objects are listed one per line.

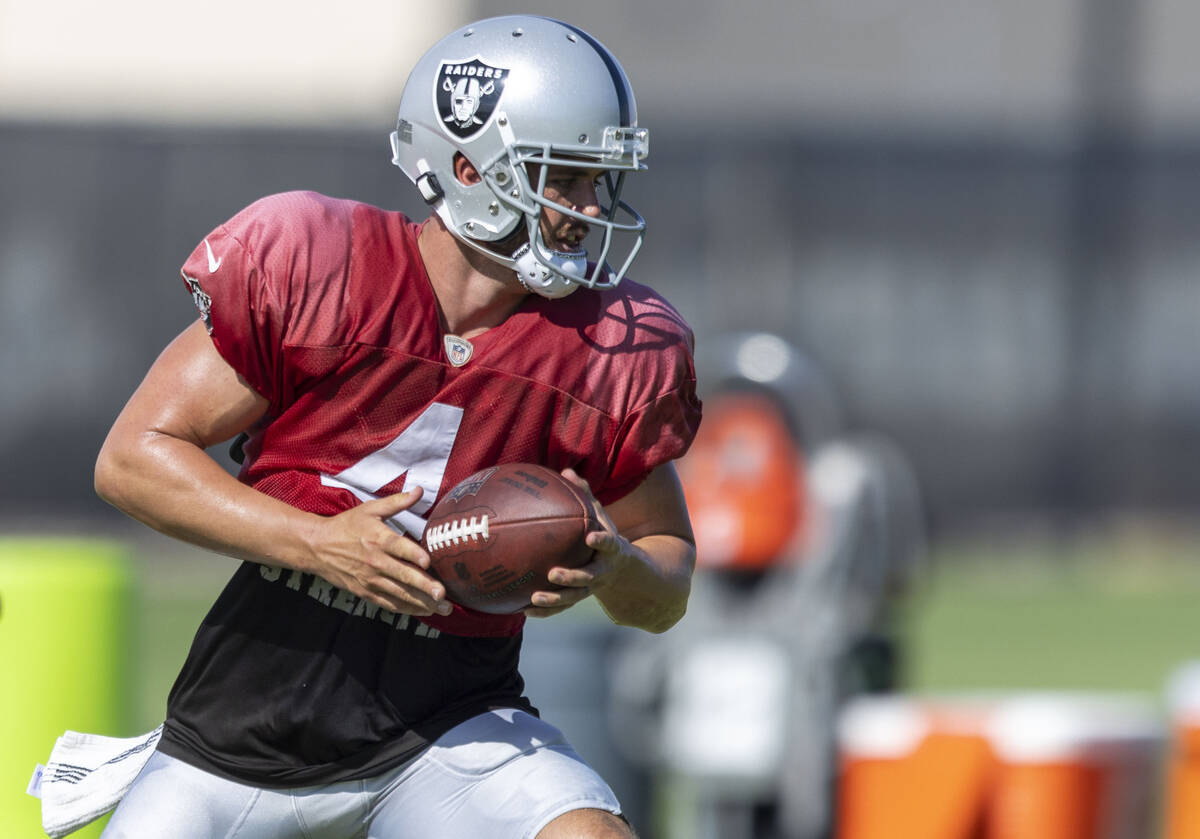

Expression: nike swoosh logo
xmin=204 ymin=239 xmax=222 ymax=273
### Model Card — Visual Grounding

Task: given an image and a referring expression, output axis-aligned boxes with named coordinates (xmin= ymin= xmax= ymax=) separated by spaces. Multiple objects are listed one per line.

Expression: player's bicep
xmin=605 ymin=462 xmax=695 ymax=547
xmin=109 ymin=319 xmax=269 ymax=450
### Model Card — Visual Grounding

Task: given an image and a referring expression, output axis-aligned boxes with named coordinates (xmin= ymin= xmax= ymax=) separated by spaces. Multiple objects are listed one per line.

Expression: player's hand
xmin=523 ymin=469 xmax=634 ymax=619
xmin=304 ymin=487 xmax=452 ymax=617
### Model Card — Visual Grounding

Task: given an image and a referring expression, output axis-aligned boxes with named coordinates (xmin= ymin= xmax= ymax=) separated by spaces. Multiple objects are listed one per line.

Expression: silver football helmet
xmin=390 ymin=15 xmax=649 ymax=298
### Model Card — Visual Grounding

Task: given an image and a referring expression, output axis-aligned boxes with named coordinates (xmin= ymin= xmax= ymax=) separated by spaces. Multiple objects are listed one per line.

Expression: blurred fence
xmin=1 ymin=119 xmax=1197 ymax=530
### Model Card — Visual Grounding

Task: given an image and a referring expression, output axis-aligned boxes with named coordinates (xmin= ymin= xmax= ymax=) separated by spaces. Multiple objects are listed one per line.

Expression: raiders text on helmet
xmin=390 ymin=16 xmax=649 ymax=297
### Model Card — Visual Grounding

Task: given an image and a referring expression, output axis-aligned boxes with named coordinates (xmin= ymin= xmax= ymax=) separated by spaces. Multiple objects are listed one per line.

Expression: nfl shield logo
xmin=436 ymin=58 xmax=508 ymax=140
xmin=447 ymin=466 xmax=499 ymax=502
xmin=444 ymin=334 xmax=474 ymax=367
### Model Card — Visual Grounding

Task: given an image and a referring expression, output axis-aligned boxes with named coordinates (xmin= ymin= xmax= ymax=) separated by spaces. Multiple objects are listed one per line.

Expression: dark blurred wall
xmin=1 ymin=119 xmax=1196 ymax=529
xmin=0 ymin=123 xmax=428 ymax=521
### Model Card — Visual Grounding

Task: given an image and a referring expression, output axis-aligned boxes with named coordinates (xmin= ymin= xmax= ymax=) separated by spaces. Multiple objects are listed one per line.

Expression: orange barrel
xmin=835 ymin=695 xmax=997 ymax=839
xmin=985 ymin=694 xmax=1162 ymax=839
xmin=1164 ymin=663 xmax=1200 ymax=839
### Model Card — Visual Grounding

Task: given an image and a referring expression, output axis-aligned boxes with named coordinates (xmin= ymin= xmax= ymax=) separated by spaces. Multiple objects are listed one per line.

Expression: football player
xmin=91 ymin=15 xmax=699 ymax=839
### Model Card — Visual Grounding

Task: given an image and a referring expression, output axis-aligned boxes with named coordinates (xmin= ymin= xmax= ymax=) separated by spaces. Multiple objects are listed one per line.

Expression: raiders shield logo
xmin=436 ymin=58 xmax=508 ymax=140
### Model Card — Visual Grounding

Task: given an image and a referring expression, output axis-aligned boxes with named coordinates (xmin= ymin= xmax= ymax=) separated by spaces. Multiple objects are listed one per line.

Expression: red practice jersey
xmin=183 ymin=190 xmax=700 ymax=636
xmin=160 ymin=191 xmax=700 ymax=786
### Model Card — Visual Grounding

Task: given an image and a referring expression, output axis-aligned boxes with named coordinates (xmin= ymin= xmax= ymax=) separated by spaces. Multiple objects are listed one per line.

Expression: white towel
xmin=31 ymin=726 xmax=163 ymax=838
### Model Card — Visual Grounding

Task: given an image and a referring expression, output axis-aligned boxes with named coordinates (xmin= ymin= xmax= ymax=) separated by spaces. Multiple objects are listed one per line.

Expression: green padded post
xmin=0 ymin=538 xmax=134 ymax=838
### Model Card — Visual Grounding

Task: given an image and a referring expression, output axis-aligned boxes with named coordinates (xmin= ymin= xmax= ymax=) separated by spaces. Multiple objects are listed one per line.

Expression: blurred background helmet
xmin=678 ymin=389 xmax=808 ymax=571
xmin=679 ymin=332 xmax=843 ymax=572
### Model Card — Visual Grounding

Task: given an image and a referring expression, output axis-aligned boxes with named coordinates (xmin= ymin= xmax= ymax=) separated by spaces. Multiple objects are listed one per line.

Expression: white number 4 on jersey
xmin=319 ymin=403 xmax=463 ymax=539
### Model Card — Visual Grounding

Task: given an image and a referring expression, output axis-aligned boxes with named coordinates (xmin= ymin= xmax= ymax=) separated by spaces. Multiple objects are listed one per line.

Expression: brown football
xmin=423 ymin=463 xmax=600 ymax=614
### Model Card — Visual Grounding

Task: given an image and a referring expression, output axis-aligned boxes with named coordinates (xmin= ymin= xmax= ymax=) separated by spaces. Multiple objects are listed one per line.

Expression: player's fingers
xmin=377 ymin=549 xmax=446 ymax=602
xmin=367 ymin=523 xmax=432 ymax=570
xmin=362 ymin=579 xmax=451 ymax=617
xmin=561 ymin=469 xmax=618 ymax=538
xmin=528 ymin=584 xmax=591 ymax=610
xmin=545 ymin=565 xmax=597 ymax=589
xmin=584 ymin=529 xmax=622 ymax=553
xmin=559 ymin=468 xmax=594 ymax=497
xmin=360 ymin=487 xmax=423 ymax=518
xmin=560 ymin=470 xmax=619 ymax=533
xmin=357 ymin=556 xmax=452 ymax=616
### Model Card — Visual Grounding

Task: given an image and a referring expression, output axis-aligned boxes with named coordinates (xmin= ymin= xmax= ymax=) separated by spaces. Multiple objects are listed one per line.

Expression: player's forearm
xmin=95 ymin=430 xmax=322 ymax=571
xmin=593 ymin=533 xmax=694 ymax=634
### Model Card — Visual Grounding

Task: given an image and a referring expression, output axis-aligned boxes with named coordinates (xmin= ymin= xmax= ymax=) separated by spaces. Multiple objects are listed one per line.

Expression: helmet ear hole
xmin=452 ymin=153 xmax=483 ymax=186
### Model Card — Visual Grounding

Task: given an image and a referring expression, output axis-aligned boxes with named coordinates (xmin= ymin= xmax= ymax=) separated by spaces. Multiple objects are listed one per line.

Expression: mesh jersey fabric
xmin=163 ymin=190 xmax=701 ymax=786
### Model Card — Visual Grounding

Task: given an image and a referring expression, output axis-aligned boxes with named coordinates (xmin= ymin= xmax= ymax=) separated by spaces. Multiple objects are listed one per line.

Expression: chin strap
xmin=512 ymin=242 xmax=586 ymax=299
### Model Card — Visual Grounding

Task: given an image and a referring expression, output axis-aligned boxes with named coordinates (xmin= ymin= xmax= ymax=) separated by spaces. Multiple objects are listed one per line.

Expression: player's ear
xmin=453 ymin=153 xmax=482 ymax=186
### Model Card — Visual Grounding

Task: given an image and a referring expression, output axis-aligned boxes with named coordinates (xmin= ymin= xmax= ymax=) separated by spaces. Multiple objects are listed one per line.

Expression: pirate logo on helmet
xmin=435 ymin=58 xmax=508 ymax=140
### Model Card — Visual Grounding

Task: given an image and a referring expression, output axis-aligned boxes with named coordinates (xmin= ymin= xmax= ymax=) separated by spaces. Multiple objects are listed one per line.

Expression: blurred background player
xmin=52 ymin=15 xmax=701 ymax=839
xmin=609 ymin=332 xmax=926 ymax=839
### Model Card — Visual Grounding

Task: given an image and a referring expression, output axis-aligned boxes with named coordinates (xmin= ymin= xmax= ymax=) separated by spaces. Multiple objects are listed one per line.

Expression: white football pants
xmin=101 ymin=709 xmax=621 ymax=839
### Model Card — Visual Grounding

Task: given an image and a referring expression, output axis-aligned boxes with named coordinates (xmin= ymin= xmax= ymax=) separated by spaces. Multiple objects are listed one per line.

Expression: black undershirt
xmin=159 ymin=561 xmax=535 ymax=787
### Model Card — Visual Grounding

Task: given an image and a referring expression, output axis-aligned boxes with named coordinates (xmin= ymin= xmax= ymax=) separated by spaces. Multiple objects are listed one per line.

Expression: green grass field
xmin=900 ymin=527 xmax=1200 ymax=701
xmin=125 ymin=522 xmax=1200 ymax=732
